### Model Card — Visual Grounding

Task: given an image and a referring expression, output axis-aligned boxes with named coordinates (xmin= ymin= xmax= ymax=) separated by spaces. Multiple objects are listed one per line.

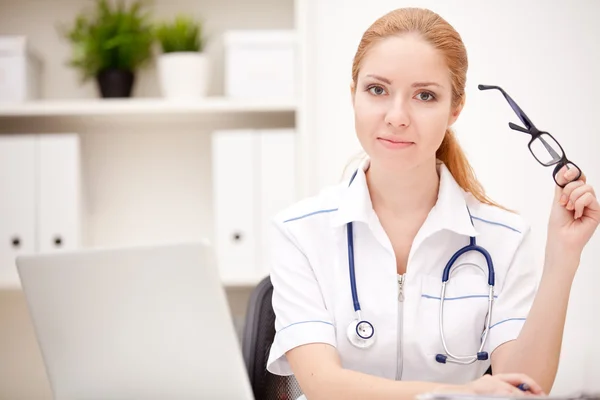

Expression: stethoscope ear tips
xmin=477 ymin=352 xmax=489 ymax=361
xmin=435 ymin=354 xmax=447 ymax=364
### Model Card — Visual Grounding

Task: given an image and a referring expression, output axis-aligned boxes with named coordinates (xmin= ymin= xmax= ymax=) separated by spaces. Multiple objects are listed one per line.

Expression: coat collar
xmin=331 ymin=157 xmax=479 ymax=238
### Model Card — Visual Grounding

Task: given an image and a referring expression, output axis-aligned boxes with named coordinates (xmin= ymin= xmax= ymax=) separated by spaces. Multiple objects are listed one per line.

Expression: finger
xmin=495 ymin=373 xmax=545 ymax=395
xmin=555 ymin=164 xmax=585 ymax=187
xmin=494 ymin=382 xmax=525 ymax=397
xmin=506 ymin=386 xmax=527 ymax=397
xmin=554 ymin=165 xmax=569 ymax=187
xmin=566 ymin=184 xmax=595 ymax=210
xmin=560 ymin=180 xmax=586 ymax=206
xmin=518 ymin=383 xmax=540 ymax=396
xmin=574 ymin=192 xmax=595 ymax=220
xmin=490 ymin=378 xmax=530 ymax=397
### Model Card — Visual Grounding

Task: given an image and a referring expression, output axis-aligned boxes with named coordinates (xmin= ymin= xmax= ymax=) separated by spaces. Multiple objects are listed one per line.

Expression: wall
xmin=300 ymin=0 xmax=600 ymax=395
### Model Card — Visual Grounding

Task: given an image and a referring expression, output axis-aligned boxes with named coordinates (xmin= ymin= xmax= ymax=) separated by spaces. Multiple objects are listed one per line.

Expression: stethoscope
xmin=345 ymin=169 xmax=496 ymax=366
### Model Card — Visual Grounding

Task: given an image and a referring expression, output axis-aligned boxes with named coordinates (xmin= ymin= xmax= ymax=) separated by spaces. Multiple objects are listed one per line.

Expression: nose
xmin=384 ymin=98 xmax=410 ymax=128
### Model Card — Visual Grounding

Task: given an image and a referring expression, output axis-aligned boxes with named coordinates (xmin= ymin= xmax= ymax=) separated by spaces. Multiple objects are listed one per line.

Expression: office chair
xmin=242 ymin=276 xmax=304 ymax=400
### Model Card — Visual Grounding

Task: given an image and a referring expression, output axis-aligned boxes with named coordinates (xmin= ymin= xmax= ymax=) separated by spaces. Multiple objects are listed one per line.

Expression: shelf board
xmin=0 ymin=97 xmax=297 ymax=134
xmin=0 ymin=97 xmax=297 ymax=116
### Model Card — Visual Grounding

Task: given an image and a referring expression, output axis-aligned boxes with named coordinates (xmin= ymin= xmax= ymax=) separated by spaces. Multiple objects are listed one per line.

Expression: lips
xmin=378 ymin=137 xmax=414 ymax=145
xmin=377 ymin=137 xmax=415 ymax=150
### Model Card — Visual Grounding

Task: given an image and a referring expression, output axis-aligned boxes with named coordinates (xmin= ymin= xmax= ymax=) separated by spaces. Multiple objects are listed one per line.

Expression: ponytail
xmin=436 ymin=129 xmax=512 ymax=212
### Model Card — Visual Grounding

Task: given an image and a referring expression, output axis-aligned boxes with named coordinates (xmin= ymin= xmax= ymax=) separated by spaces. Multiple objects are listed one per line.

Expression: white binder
xmin=211 ymin=130 xmax=259 ymax=284
xmin=0 ymin=133 xmax=81 ymax=288
xmin=37 ymin=134 xmax=81 ymax=253
xmin=0 ymin=135 xmax=37 ymax=288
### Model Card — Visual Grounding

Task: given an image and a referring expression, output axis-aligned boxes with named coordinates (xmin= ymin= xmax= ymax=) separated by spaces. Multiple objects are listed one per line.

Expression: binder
xmin=211 ymin=130 xmax=259 ymax=284
xmin=37 ymin=134 xmax=81 ymax=253
xmin=212 ymin=129 xmax=297 ymax=284
xmin=0 ymin=135 xmax=37 ymax=287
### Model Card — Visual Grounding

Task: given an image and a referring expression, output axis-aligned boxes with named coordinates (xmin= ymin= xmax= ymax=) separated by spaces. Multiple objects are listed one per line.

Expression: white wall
xmin=299 ymin=0 xmax=600 ymax=395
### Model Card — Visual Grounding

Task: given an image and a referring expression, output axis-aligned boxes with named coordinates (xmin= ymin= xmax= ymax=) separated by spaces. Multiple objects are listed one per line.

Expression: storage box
xmin=223 ymin=30 xmax=296 ymax=99
xmin=0 ymin=36 xmax=42 ymax=103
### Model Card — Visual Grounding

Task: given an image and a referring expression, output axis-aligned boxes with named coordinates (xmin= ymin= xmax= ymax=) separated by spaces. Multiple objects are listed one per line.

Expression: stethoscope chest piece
xmin=346 ymin=319 xmax=376 ymax=349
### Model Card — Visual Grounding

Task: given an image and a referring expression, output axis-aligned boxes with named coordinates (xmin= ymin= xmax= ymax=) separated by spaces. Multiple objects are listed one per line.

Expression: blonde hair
xmin=351 ymin=7 xmax=508 ymax=211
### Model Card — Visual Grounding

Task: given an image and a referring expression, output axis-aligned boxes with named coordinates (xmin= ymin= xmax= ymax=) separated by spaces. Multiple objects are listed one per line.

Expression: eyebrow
xmin=412 ymin=82 xmax=443 ymax=89
xmin=365 ymin=74 xmax=443 ymax=89
xmin=365 ymin=74 xmax=392 ymax=84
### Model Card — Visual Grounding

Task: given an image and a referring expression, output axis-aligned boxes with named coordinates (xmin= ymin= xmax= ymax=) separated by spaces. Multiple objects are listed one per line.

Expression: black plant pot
xmin=96 ymin=69 xmax=135 ymax=98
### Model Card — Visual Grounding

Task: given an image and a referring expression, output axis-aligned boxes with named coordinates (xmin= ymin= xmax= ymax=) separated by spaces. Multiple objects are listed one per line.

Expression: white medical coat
xmin=266 ymin=159 xmax=540 ymax=386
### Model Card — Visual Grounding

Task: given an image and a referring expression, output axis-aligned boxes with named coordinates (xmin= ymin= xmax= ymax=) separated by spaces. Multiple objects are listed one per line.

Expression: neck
xmin=366 ymin=157 xmax=440 ymax=218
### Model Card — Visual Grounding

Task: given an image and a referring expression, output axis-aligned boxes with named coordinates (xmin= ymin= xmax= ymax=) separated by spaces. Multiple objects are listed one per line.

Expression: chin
xmin=372 ymin=150 xmax=420 ymax=172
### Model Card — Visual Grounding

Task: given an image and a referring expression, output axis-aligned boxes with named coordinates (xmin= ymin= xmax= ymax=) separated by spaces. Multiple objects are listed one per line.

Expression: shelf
xmin=0 ymin=97 xmax=297 ymax=116
xmin=0 ymin=97 xmax=297 ymax=134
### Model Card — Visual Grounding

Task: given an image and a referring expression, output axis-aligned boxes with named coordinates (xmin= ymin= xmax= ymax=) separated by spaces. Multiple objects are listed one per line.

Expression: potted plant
xmin=155 ymin=15 xmax=209 ymax=99
xmin=61 ymin=0 xmax=154 ymax=98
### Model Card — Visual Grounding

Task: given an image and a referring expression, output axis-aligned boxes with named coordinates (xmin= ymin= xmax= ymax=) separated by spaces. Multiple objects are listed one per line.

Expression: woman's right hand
xmin=462 ymin=373 xmax=546 ymax=397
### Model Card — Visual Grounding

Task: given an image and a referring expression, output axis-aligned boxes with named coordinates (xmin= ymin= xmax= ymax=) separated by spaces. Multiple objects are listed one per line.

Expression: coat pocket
xmin=418 ymin=271 xmax=493 ymax=359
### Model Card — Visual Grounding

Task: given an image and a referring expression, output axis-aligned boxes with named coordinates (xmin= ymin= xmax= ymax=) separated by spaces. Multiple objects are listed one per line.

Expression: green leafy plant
xmin=155 ymin=15 xmax=205 ymax=53
xmin=60 ymin=0 xmax=154 ymax=82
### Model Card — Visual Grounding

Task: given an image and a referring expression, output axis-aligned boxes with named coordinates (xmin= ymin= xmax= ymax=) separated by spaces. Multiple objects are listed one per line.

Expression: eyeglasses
xmin=478 ymin=84 xmax=582 ymax=188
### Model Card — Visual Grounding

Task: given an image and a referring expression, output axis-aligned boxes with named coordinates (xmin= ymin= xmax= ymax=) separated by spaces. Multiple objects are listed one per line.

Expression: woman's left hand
xmin=546 ymin=165 xmax=600 ymax=265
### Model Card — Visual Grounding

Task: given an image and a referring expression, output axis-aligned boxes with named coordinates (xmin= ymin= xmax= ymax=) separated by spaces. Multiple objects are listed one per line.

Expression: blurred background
xmin=0 ymin=0 xmax=599 ymax=398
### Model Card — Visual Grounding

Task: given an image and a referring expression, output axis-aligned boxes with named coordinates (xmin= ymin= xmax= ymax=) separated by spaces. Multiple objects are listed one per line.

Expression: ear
xmin=448 ymin=97 xmax=465 ymax=126
xmin=350 ymin=81 xmax=356 ymax=105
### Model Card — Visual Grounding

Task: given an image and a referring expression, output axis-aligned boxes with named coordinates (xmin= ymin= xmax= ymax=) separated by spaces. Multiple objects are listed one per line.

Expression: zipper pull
xmin=397 ymin=274 xmax=405 ymax=302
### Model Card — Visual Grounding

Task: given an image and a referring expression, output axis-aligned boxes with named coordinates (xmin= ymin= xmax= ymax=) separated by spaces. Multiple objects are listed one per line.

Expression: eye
xmin=367 ymin=85 xmax=386 ymax=96
xmin=416 ymin=91 xmax=436 ymax=102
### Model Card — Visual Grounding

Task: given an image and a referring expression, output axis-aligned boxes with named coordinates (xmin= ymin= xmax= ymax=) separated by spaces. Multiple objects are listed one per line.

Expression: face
xmin=351 ymin=33 xmax=462 ymax=172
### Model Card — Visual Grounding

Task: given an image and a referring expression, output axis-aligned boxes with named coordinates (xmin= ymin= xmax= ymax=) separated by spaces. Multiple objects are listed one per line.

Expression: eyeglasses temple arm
xmin=479 ymin=85 xmax=538 ymax=131
xmin=508 ymin=122 xmax=530 ymax=134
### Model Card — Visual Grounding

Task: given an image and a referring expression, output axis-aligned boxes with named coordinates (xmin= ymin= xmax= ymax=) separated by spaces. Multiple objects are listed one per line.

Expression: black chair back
xmin=242 ymin=276 xmax=303 ymax=400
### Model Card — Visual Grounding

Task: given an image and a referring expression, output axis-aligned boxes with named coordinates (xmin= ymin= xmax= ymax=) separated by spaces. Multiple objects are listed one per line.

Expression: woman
xmin=265 ymin=7 xmax=599 ymax=399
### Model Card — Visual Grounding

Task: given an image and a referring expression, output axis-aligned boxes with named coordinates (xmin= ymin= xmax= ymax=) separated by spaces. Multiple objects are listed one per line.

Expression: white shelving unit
xmin=0 ymin=0 xmax=304 ymax=288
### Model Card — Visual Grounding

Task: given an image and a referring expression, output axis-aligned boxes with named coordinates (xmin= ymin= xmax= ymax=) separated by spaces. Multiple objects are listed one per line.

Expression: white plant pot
xmin=157 ymin=52 xmax=210 ymax=99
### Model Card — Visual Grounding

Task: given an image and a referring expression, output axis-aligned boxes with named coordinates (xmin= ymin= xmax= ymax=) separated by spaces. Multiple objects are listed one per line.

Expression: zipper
xmin=396 ymin=273 xmax=405 ymax=380
xmin=397 ymin=274 xmax=405 ymax=302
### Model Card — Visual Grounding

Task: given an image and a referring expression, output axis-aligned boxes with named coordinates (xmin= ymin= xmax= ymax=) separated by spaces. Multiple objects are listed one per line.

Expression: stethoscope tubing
xmin=347 ymin=221 xmax=361 ymax=313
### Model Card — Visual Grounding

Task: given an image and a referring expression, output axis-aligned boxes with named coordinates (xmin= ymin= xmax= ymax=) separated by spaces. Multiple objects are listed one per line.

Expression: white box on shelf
xmin=223 ymin=30 xmax=296 ymax=99
xmin=0 ymin=36 xmax=42 ymax=103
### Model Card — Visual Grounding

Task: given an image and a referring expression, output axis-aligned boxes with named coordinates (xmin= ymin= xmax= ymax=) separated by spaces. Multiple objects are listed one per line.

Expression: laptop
xmin=16 ymin=241 xmax=255 ymax=400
